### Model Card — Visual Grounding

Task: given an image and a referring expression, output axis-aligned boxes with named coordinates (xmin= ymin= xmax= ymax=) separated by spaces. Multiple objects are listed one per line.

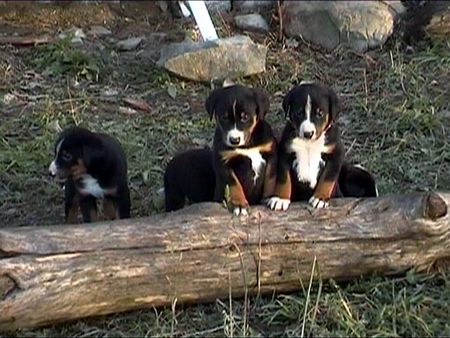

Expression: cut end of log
xmin=424 ymin=193 xmax=448 ymax=220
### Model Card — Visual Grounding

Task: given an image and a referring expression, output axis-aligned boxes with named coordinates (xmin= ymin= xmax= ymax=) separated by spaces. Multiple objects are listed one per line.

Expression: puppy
xmin=48 ymin=126 xmax=130 ymax=223
xmin=268 ymin=82 xmax=344 ymax=210
xmin=339 ymin=163 xmax=378 ymax=198
xmin=164 ymin=148 xmax=215 ymax=212
xmin=206 ymin=85 xmax=277 ymax=216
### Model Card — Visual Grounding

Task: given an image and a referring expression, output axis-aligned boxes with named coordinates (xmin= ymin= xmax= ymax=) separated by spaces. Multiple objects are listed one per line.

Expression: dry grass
xmin=1 ymin=7 xmax=450 ymax=337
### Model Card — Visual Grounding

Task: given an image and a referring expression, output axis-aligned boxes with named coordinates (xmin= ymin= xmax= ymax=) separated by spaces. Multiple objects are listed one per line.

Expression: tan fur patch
xmin=229 ymin=170 xmax=249 ymax=208
xmin=313 ymin=179 xmax=337 ymax=200
xmin=103 ymin=199 xmax=118 ymax=220
xmin=274 ymin=170 xmax=292 ymax=200
xmin=263 ymin=159 xmax=276 ymax=198
xmin=66 ymin=195 xmax=80 ymax=224
xmin=315 ymin=111 xmax=330 ymax=139
xmin=70 ymin=159 xmax=87 ymax=180
xmin=220 ymin=140 xmax=274 ymax=163
xmin=247 ymin=115 xmax=258 ymax=140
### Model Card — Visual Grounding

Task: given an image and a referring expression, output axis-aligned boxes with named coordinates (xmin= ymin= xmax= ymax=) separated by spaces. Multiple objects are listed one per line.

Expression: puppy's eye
xmin=316 ymin=109 xmax=324 ymax=118
xmin=61 ymin=151 xmax=73 ymax=162
xmin=241 ymin=113 xmax=250 ymax=123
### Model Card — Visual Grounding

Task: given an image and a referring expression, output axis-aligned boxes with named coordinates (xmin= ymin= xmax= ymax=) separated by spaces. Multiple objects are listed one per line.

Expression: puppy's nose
xmin=303 ymin=131 xmax=314 ymax=139
xmin=229 ymin=136 xmax=241 ymax=145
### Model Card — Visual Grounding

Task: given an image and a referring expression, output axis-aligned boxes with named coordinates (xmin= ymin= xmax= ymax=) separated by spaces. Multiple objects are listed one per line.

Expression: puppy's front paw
xmin=233 ymin=207 xmax=249 ymax=217
xmin=267 ymin=197 xmax=290 ymax=211
xmin=309 ymin=196 xmax=329 ymax=209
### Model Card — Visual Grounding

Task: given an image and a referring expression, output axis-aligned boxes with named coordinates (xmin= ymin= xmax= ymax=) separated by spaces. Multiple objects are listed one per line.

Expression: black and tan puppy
xmin=206 ymin=85 xmax=277 ymax=216
xmin=164 ymin=148 xmax=215 ymax=212
xmin=268 ymin=81 xmax=344 ymax=210
xmin=48 ymin=126 xmax=130 ymax=223
xmin=339 ymin=163 xmax=378 ymax=198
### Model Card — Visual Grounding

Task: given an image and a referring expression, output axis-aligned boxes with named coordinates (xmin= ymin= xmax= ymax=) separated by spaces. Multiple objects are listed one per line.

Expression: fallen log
xmin=0 ymin=192 xmax=449 ymax=331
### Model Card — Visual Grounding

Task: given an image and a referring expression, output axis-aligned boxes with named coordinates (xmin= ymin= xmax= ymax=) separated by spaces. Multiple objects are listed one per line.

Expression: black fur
xmin=49 ymin=126 xmax=130 ymax=223
xmin=164 ymin=148 xmax=215 ymax=212
xmin=206 ymin=85 xmax=277 ymax=210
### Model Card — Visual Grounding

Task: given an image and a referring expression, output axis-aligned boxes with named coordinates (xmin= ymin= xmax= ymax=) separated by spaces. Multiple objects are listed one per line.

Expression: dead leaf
xmin=167 ymin=84 xmax=177 ymax=99
xmin=123 ymin=97 xmax=151 ymax=113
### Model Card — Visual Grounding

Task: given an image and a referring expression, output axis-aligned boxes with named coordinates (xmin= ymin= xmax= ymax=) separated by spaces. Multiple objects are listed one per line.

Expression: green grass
xmin=1 ymin=18 xmax=449 ymax=337
xmin=32 ymin=35 xmax=103 ymax=81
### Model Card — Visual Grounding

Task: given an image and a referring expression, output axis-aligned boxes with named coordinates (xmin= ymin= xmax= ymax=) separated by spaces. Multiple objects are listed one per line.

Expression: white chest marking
xmin=233 ymin=148 xmax=266 ymax=183
xmin=289 ymin=135 xmax=326 ymax=189
xmin=78 ymin=175 xmax=105 ymax=198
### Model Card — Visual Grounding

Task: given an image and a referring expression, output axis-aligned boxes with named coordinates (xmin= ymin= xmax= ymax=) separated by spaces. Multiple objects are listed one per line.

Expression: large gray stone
xmin=88 ymin=25 xmax=112 ymax=37
xmin=282 ymin=1 xmax=395 ymax=52
xmin=157 ymin=35 xmax=267 ymax=82
xmin=233 ymin=0 xmax=276 ymax=13
xmin=204 ymin=0 xmax=231 ymax=13
xmin=116 ymin=37 xmax=143 ymax=51
xmin=234 ymin=13 xmax=270 ymax=33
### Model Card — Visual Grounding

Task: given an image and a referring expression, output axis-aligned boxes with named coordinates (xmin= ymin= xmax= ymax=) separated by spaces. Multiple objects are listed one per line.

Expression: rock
xmin=234 ymin=13 xmax=270 ymax=33
xmin=58 ymin=27 xmax=86 ymax=40
xmin=2 ymin=93 xmax=18 ymax=105
xmin=70 ymin=36 xmax=83 ymax=46
xmin=401 ymin=1 xmax=450 ymax=44
xmin=381 ymin=0 xmax=406 ymax=16
xmin=204 ymin=0 xmax=231 ymax=13
xmin=285 ymin=38 xmax=299 ymax=48
xmin=157 ymin=35 xmax=267 ymax=82
xmin=282 ymin=1 xmax=395 ymax=52
xmin=102 ymin=88 xmax=119 ymax=97
xmin=116 ymin=37 xmax=143 ymax=51
xmin=88 ymin=25 xmax=112 ymax=37
xmin=233 ymin=0 xmax=276 ymax=13
xmin=426 ymin=7 xmax=450 ymax=36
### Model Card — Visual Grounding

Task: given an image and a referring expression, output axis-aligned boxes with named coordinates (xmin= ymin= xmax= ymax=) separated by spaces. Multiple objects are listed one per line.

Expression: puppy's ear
xmin=205 ymin=88 xmax=220 ymax=120
xmin=328 ymin=87 xmax=339 ymax=121
xmin=83 ymin=139 xmax=105 ymax=169
xmin=282 ymin=89 xmax=293 ymax=118
xmin=253 ymin=88 xmax=270 ymax=119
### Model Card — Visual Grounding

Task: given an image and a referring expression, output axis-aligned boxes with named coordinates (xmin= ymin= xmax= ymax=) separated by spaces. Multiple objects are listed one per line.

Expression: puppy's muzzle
xmin=48 ymin=160 xmax=67 ymax=181
xmin=48 ymin=160 xmax=58 ymax=177
xmin=225 ymin=128 xmax=245 ymax=147
xmin=299 ymin=120 xmax=316 ymax=140
xmin=303 ymin=131 xmax=314 ymax=139
xmin=229 ymin=136 xmax=241 ymax=146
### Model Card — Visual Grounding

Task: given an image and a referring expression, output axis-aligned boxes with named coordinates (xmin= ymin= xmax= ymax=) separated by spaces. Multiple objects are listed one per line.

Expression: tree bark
xmin=0 ymin=192 xmax=449 ymax=331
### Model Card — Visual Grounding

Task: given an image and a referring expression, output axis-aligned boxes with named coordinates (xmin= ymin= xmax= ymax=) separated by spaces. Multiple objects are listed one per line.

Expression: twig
xmin=363 ymin=68 xmax=368 ymax=107
xmin=257 ymin=212 xmax=262 ymax=296
xmin=300 ymin=256 xmax=316 ymax=338
xmin=229 ymin=269 xmax=233 ymax=338
xmin=308 ymin=262 xmax=323 ymax=337
xmin=345 ymin=138 xmax=357 ymax=157
xmin=233 ymin=243 xmax=248 ymax=337
xmin=171 ymin=297 xmax=178 ymax=337
xmin=278 ymin=0 xmax=284 ymax=41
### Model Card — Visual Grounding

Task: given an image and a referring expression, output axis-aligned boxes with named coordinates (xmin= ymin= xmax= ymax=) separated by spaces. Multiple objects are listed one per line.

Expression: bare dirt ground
xmin=1 ymin=2 xmax=450 ymax=337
